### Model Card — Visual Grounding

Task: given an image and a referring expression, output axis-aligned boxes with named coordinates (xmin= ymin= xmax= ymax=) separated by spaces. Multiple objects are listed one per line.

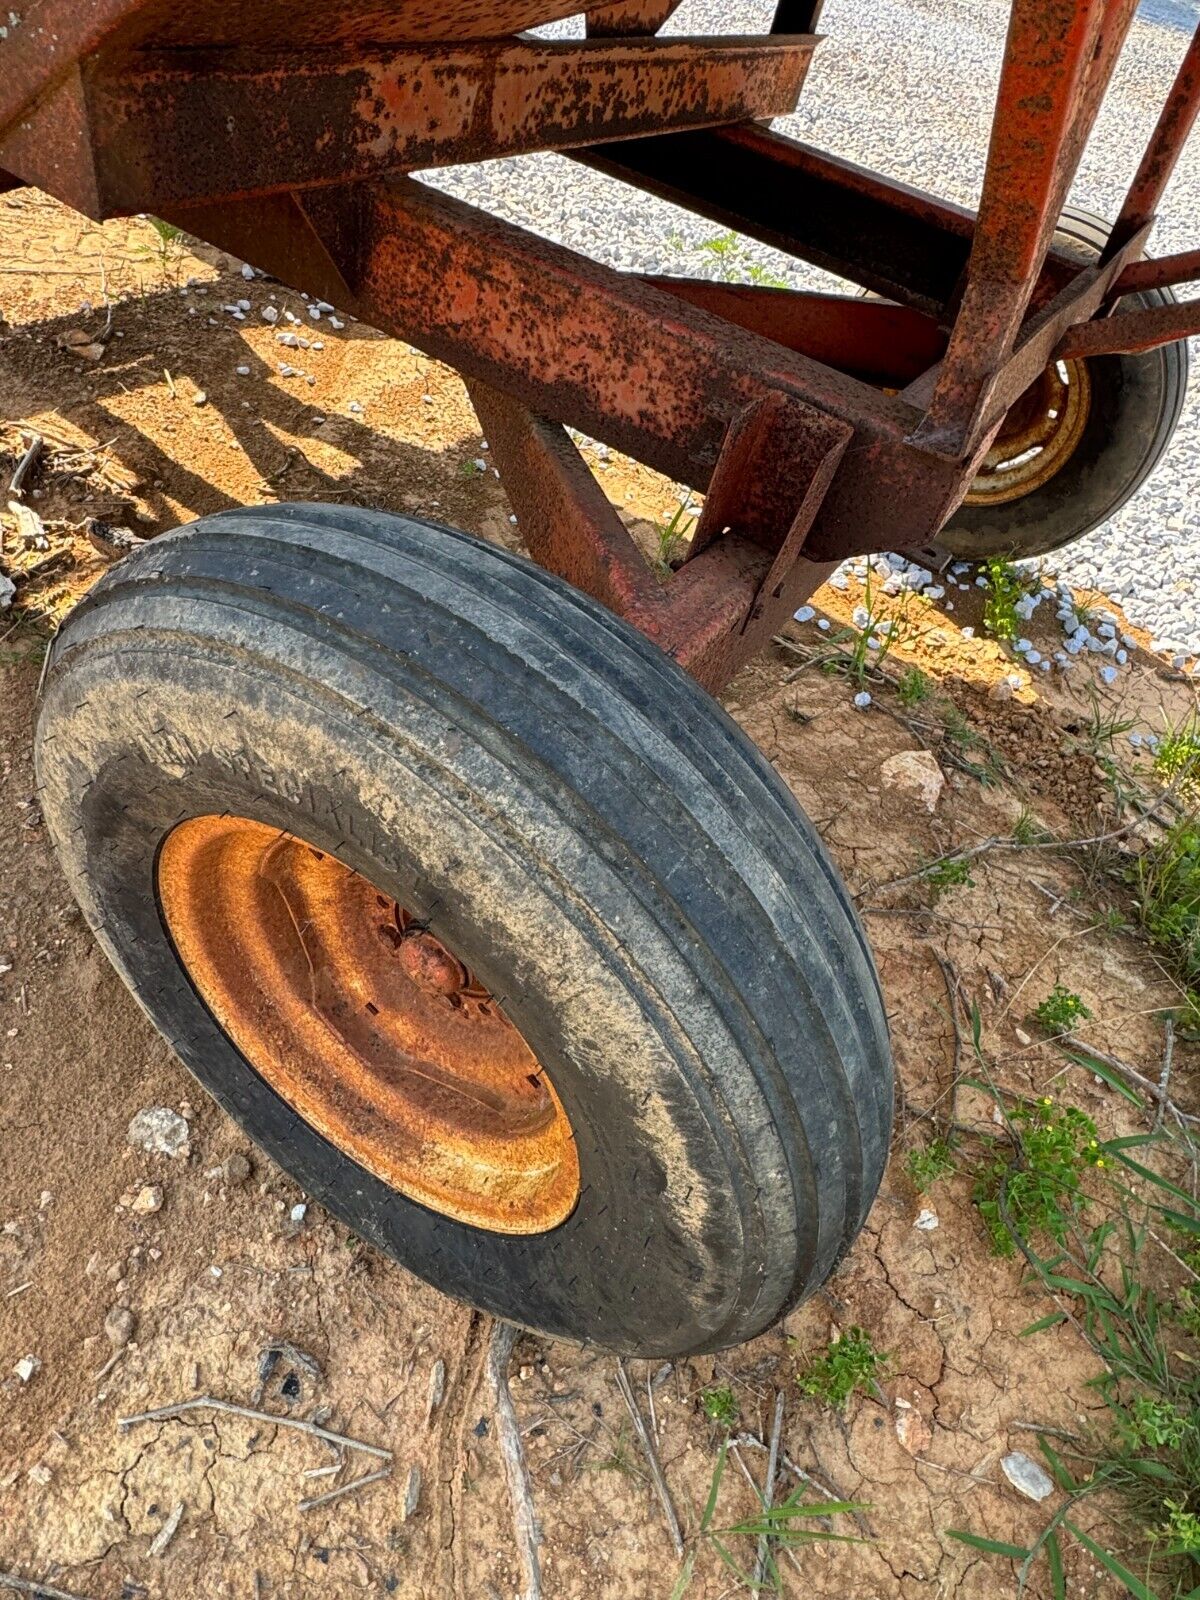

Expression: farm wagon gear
xmin=3 ymin=0 xmax=1197 ymax=1355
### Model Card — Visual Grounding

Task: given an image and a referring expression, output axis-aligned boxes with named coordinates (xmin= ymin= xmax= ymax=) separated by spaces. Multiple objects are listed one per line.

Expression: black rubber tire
xmin=940 ymin=208 xmax=1189 ymax=562
xmin=36 ymin=502 xmax=891 ymax=1357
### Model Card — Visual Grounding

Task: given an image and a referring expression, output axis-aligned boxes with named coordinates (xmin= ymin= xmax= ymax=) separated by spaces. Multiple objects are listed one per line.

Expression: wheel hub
xmin=156 ymin=814 xmax=580 ymax=1234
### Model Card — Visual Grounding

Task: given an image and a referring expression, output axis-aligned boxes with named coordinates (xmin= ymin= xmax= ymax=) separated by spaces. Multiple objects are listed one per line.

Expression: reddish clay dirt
xmin=2 ymin=190 xmax=1198 ymax=1600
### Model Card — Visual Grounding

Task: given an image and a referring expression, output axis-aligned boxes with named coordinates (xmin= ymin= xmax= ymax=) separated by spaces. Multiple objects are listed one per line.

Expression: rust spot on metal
xmin=158 ymin=815 xmax=580 ymax=1235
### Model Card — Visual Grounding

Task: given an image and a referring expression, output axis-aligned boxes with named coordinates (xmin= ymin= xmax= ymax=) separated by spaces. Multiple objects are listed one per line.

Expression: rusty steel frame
xmin=1 ymin=0 xmax=1197 ymax=694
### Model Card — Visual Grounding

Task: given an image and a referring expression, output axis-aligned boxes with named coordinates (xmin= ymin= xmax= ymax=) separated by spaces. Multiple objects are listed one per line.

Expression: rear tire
xmin=940 ymin=208 xmax=1189 ymax=562
xmin=36 ymin=503 xmax=891 ymax=1356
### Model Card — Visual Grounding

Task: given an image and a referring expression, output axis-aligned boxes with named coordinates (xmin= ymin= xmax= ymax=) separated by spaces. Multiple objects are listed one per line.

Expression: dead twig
xmin=754 ymin=1391 xmax=785 ymax=1589
xmin=1153 ymin=1017 xmax=1175 ymax=1135
xmin=1058 ymin=1033 xmax=1199 ymax=1128
xmin=116 ymin=1396 xmax=391 ymax=1460
xmin=0 ymin=1573 xmax=94 ymax=1600
xmin=932 ymin=952 xmax=965 ymax=1132
xmin=299 ymin=1468 xmax=390 ymax=1513
xmin=487 ymin=1321 xmax=542 ymax=1600
xmin=8 ymin=432 xmax=42 ymax=498
xmin=614 ymin=1358 xmax=684 ymax=1558
xmin=729 ymin=1445 xmax=805 ymax=1580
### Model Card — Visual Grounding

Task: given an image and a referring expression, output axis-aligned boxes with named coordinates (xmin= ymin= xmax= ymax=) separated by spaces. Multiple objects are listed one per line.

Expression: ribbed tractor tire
xmin=35 ymin=503 xmax=891 ymax=1357
xmin=940 ymin=207 xmax=1189 ymax=562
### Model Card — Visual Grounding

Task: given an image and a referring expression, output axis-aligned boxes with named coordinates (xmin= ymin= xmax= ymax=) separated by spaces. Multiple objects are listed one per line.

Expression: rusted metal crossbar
xmin=1 ymin=0 xmax=1197 ymax=693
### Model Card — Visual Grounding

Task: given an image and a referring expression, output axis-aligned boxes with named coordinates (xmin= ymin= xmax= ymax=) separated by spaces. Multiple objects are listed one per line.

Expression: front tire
xmin=36 ymin=503 xmax=891 ymax=1356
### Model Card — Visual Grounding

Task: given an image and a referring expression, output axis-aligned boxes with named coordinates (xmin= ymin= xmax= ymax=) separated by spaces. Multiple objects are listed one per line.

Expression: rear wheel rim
xmin=963 ymin=357 xmax=1092 ymax=507
xmin=157 ymin=814 xmax=580 ymax=1235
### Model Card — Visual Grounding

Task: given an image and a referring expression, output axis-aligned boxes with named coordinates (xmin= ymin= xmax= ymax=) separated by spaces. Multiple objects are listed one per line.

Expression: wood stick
xmin=299 ymin=1468 xmax=390 ymax=1513
xmin=614 ymin=1359 xmax=684 ymax=1557
xmin=1153 ymin=1017 xmax=1175 ymax=1134
xmin=0 ymin=1572 xmax=94 ymax=1600
xmin=487 ymin=1321 xmax=542 ymax=1600
xmin=1058 ymin=1033 xmax=1199 ymax=1127
xmin=8 ymin=432 xmax=41 ymax=498
xmin=116 ymin=1396 xmax=391 ymax=1460
xmin=754 ymin=1391 xmax=785 ymax=1589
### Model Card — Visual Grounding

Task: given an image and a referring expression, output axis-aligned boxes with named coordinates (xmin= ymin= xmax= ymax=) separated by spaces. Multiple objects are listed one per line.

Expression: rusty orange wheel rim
xmin=964 ymin=358 xmax=1092 ymax=507
xmin=157 ymin=815 xmax=580 ymax=1234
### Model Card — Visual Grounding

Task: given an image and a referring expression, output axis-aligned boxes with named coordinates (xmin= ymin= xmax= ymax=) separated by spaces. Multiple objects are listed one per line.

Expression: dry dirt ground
xmin=1 ymin=190 xmax=1198 ymax=1600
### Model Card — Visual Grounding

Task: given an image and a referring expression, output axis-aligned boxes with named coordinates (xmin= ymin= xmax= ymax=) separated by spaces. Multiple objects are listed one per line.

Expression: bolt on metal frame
xmin=2 ymin=0 xmax=1197 ymax=692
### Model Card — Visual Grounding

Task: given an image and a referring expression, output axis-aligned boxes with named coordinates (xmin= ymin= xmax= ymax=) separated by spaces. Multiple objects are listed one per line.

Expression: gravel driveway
xmin=429 ymin=0 xmax=1200 ymax=652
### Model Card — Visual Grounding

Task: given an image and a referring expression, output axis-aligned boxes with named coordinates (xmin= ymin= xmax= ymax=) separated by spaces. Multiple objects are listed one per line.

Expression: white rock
xmin=0 ymin=572 xmax=14 ymax=611
xmin=261 ymin=306 xmax=279 ymax=324
xmin=127 ymin=1107 xmax=190 ymax=1159
xmin=1001 ymin=1451 xmax=1054 ymax=1502
xmin=241 ymin=263 xmax=255 ymax=280
xmin=14 ymin=1355 xmax=40 ymax=1382
xmin=853 ymin=691 xmax=872 ymax=709
xmin=880 ymin=750 xmax=945 ymax=813
xmin=130 ymin=1184 xmax=163 ymax=1215
xmin=914 ymin=1208 xmax=938 ymax=1231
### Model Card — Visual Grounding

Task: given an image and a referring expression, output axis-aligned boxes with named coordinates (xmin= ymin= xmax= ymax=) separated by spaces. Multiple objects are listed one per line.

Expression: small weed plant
xmin=981 ymin=557 xmax=1025 ymax=643
xmin=1130 ymin=816 xmax=1200 ymax=1031
xmin=970 ymin=1095 xmax=1104 ymax=1258
xmin=1033 ymin=983 xmax=1092 ymax=1035
xmin=697 ymin=231 xmax=788 ymax=288
xmin=922 ymin=854 xmax=975 ymax=898
xmin=700 ymin=1384 xmax=738 ymax=1428
xmin=797 ymin=1327 xmax=887 ymax=1409
xmin=1153 ymin=711 xmax=1200 ymax=790
xmin=897 ymin=666 xmax=932 ymax=708
xmin=905 ymin=1137 xmax=956 ymax=1192
xmin=654 ymin=500 xmax=695 ymax=574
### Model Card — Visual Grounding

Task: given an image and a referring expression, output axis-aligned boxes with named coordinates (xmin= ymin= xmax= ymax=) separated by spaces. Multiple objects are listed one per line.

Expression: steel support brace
xmin=915 ymin=0 xmax=1140 ymax=455
xmin=586 ymin=0 xmax=686 ymax=36
xmin=466 ymin=382 xmax=841 ymax=693
xmin=1109 ymin=22 xmax=1200 ymax=255
xmin=1057 ymin=295 xmax=1200 ymax=359
xmin=576 ymin=123 xmax=977 ymax=316
xmin=1115 ymin=248 xmax=1200 ymax=296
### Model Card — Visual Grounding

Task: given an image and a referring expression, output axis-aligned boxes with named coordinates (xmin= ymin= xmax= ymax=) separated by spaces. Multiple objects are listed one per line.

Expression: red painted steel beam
xmin=914 ymin=0 xmax=1139 ymax=455
xmin=1108 ymin=23 xmax=1200 ymax=256
xmin=643 ymin=280 xmax=946 ymax=384
xmin=586 ymin=0 xmax=685 ymax=36
xmin=284 ymin=176 xmax=972 ymax=559
xmin=8 ymin=35 xmax=818 ymax=215
xmin=164 ymin=178 xmax=974 ymax=563
xmin=1114 ymin=247 xmax=1200 ymax=295
xmin=1056 ymin=296 xmax=1200 ymax=359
